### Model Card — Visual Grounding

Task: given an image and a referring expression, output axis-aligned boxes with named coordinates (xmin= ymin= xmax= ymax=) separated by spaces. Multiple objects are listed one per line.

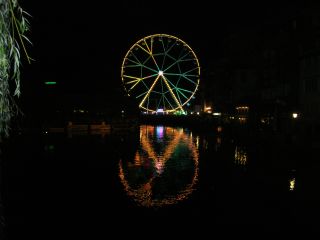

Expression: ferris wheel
xmin=121 ymin=34 xmax=200 ymax=114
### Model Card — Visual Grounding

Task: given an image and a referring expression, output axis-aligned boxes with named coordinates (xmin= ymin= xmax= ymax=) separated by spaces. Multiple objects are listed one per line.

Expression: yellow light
xmin=234 ymin=146 xmax=248 ymax=165
xmin=289 ymin=178 xmax=295 ymax=191
xmin=292 ymin=113 xmax=298 ymax=119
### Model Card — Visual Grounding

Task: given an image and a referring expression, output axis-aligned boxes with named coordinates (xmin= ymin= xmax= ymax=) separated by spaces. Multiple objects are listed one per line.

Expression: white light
xmin=292 ymin=113 xmax=298 ymax=119
xmin=213 ymin=112 xmax=221 ymax=116
xmin=197 ymin=112 xmax=200 ymax=115
xmin=158 ymin=70 xmax=164 ymax=76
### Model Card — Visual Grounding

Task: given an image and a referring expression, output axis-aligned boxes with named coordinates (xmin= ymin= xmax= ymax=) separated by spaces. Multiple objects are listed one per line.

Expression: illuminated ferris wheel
xmin=121 ymin=34 xmax=200 ymax=114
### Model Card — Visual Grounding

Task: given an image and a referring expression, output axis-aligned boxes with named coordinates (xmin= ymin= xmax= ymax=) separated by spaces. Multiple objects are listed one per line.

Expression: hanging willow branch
xmin=0 ymin=0 xmax=32 ymax=137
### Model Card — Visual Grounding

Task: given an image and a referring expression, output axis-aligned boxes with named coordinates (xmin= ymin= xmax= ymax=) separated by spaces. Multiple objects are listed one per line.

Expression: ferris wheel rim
xmin=121 ymin=33 xmax=200 ymax=113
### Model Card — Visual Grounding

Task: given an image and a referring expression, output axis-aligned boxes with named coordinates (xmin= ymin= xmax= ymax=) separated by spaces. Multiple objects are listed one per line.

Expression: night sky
xmin=19 ymin=0 xmax=304 ymax=96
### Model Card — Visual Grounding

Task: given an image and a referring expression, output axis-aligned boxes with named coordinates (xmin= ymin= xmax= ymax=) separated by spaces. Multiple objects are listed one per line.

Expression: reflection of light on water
xmin=215 ymin=137 xmax=222 ymax=151
xmin=289 ymin=177 xmax=295 ymax=191
xmin=134 ymin=152 xmax=142 ymax=166
xmin=155 ymin=161 xmax=164 ymax=174
xmin=156 ymin=126 xmax=164 ymax=139
xmin=196 ymin=136 xmax=199 ymax=149
xmin=234 ymin=146 xmax=248 ymax=165
xmin=119 ymin=125 xmax=199 ymax=208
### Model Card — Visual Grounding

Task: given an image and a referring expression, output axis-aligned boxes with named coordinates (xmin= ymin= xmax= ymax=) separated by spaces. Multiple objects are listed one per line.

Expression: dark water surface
xmin=1 ymin=125 xmax=320 ymax=237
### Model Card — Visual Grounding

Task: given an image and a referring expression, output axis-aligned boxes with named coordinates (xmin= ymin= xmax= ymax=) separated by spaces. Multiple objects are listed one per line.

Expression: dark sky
xmin=20 ymin=0 xmax=304 ymax=95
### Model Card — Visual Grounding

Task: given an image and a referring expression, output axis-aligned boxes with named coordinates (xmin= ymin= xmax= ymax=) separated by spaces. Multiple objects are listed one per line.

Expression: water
xmin=1 ymin=124 xmax=320 ymax=237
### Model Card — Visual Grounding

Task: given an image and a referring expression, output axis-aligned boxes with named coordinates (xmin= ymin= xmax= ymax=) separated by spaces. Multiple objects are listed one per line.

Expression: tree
xmin=0 ymin=0 xmax=31 ymax=137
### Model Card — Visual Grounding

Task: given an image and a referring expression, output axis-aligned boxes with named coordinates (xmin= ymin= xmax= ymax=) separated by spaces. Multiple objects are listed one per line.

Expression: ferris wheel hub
xmin=158 ymin=70 xmax=164 ymax=76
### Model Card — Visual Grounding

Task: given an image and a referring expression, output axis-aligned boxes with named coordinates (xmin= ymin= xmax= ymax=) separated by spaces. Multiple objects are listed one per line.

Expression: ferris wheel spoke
xmin=183 ymin=74 xmax=199 ymax=77
xmin=166 ymin=53 xmax=178 ymax=62
xmin=125 ymin=58 xmax=158 ymax=74
xmin=163 ymin=72 xmax=184 ymax=76
xmin=175 ymin=89 xmax=183 ymax=107
xmin=178 ymin=58 xmax=196 ymax=62
xmin=164 ymin=39 xmax=177 ymax=55
xmin=179 ymin=51 xmax=194 ymax=60
xmin=137 ymin=42 xmax=151 ymax=55
xmin=176 ymin=88 xmax=189 ymax=100
xmin=183 ymin=66 xmax=200 ymax=74
xmin=151 ymin=38 xmax=154 ymax=54
xmin=163 ymin=94 xmax=175 ymax=110
xmin=161 ymin=53 xmax=167 ymax=70
xmin=130 ymin=50 xmax=158 ymax=72
xmin=123 ymin=74 xmax=157 ymax=82
xmin=142 ymin=55 xmax=152 ymax=65
xmin=163 ymin=61 xmax=179 ymax=73
xmin=156 ymin=95 xmax=164 ymax=110
xmin=137 ymin=39 xmax=160 ymax=71
xmin=162 ymin=52 xmax=191 ymax=72
xmin=164 ymin=51 xmax=190 ymax=72
xmin=160 ymin=40 xmax=167 ymax=69
xmin=144 ymin=40 xmax=161 ymax=71
xmin=180 ymin=75 xmax=198 ymax=85
xmin=139 ymin=74 xmax=161 ymax=108
xmin=178 ymin=44 xmax=188 ymax=58
xmin=124 ymin=73 xmax=158 ymax=91
xmin=162 ymin=74 xmax=180 ymax=89
xmin=177 ymin=87 xmax=194 ymax=94
xmin=129 ymin=51 xmax=144 ymax=65
xmin=143 ymin=39 xmax=152 ymax=54
xmin=164 ymin=73 xmax=199 ymax=82
xmin=161 ymin=75 xmax=184 ymax=112
xmin=136 ymin=89 xmax=151 ymax=99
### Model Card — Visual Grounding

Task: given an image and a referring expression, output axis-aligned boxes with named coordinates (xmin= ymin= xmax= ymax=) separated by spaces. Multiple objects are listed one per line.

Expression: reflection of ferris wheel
xmin=121 ymin=34 xmax=200 ymax=114
xmin=119 ymin=126 xmax=199 ymax=208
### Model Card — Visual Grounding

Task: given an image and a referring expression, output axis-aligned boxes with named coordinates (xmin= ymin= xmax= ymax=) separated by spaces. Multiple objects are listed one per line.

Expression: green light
xmin=45 ymin=81 xmax=56 ymax=85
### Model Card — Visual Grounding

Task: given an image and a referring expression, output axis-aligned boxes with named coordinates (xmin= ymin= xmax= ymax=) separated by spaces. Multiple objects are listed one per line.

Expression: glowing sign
xmin=45 ymin=81 xmax=56 ymax=85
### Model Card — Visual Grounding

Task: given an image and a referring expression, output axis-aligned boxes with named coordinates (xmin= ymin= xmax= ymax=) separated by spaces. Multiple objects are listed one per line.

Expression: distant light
xmin=213 ymin=112 xmax=221 ymax=116
xmin=45 ymin=81 xmax=56 ymax=85
xmin=156 ymin=108 xmax=164 ymax=113
xmin=196 ymin=112 xmax=200 ymax=115
xmin=121 ymin=110 xmax=124 ymax=113
xmin=158 ymin=70 xmax=164 ymax=76
xmin=289 ymin=178 xmax=296 ymax=191
xmin=292 ymin=113 xmax=298 ymax=119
